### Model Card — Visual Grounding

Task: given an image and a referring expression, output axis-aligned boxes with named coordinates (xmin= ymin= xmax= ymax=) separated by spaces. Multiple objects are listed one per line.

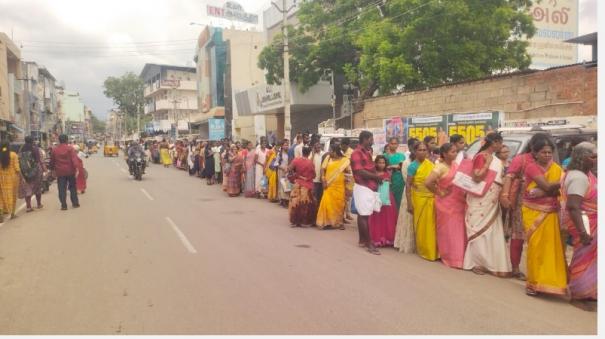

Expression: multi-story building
xmin=22 ymin=62 xmax=62 ymax=146
xmin=228 ymin=3 xmax=336 ymax=142
xmin=140 ymin=64 xmax=198 ymax=136
xmin=194 ymin=26 xmax=266 ymax=141
xmin=0 ymin=32 xmax=25 ymax=141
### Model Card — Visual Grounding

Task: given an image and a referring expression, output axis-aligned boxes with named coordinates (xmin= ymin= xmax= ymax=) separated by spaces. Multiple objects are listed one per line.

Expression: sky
xmin=0 ymin=0 xmax=598 ymax=120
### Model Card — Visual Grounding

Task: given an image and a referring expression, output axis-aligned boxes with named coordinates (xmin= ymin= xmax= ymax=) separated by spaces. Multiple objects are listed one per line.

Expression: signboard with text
xmin=209 ymin=118 xmax=225 ymax=141
xmin=406 ymin=115 xmax=448 ymax=145
xmin=526 ymin=0 xmax=578 ymax=69
xmin=447 ymin=111 xmax=501 ymax=144
xmin=207 ymin=1 xmax=259 ymax=24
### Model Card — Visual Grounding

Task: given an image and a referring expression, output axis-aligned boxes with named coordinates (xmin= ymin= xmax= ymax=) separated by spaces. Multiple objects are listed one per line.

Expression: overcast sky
xmin=0 ymin=0 xmax=598 ymax=119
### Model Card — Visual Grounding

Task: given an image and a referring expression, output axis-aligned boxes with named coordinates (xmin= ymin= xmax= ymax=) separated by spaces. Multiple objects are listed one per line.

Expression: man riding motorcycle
xmin=126 ymin=140 xmax=146 ymax=175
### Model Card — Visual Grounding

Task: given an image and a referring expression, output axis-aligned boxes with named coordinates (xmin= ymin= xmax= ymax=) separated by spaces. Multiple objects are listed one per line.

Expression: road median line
xmin=165 ymin=217 xmax=197 ymax=254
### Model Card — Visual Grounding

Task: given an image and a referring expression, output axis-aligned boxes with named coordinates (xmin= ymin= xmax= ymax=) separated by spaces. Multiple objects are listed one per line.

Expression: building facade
xmin=194 ymin=26 xmax=266 ymax=141
xmin=140 ymin=64 xmax=198 ymax=136
xmin=0 ymin=32 xmax=25 ymax=141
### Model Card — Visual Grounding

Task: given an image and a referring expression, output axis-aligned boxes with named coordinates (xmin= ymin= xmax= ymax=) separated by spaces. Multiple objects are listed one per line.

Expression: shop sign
xmin=207 ymin=1 xmax=259 ymax=24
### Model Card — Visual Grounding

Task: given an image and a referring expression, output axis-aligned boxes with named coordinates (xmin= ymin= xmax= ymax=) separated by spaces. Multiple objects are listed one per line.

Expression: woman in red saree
xmin=561 ymin=142 xmax=597 ymax=311
xmin=226 ymin=144 xmax=244 ymax=197
xmin=287 ymin=146 xmax=317 ymax=227
xmin=425 ymin=143 xmax=467 ymax=269
xmin=74 ymin=145 xmax=87 ymax=194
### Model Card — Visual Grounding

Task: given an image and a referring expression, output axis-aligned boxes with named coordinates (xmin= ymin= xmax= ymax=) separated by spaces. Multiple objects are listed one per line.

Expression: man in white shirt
xmin=309 ymin=140 xmax=325 ymax=204
xmin=294 ymin=132 xmax=310 ymax=158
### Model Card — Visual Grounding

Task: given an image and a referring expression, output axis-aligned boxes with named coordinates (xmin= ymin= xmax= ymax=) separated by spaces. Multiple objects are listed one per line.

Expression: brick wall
xmin=353 ymin=64 xmax=597 ymax=128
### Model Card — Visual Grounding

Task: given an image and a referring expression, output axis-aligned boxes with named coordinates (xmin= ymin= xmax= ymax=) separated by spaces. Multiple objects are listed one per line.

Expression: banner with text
xmin=406 ymin=115 xmax=449 ymax=146
xmin=209 ymin=118 xmax=225 ymax=141
xmin=447 ymin=111 xmax=502 ymax=144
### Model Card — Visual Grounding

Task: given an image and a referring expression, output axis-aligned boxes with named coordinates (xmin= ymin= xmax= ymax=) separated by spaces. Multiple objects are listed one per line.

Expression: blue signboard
xmin=209 ymin=118 xmax=225 ymax=141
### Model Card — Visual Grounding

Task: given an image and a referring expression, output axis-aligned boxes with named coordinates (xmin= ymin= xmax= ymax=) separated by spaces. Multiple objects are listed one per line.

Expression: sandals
xmin=26 ymin=208 xmax=34 ymax=213
xmin=338 ymin=225 xmax=346 ymax=230
xmin=367 ymin=247 xmax=381 ymax=255
xmin=471 ymin=267 xmax=486 ymax=275
xmin=512 ymin=271 xmax=527 ymax=281
xmin=525 ymin=288 xmax=538 ymax=296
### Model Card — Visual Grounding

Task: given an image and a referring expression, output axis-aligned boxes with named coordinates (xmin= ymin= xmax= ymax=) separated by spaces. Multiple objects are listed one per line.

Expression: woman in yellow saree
xmin=522 ymin=138 xmax=567 ymax=296
xmin=406 ymin=142 xmax=437 ymax=261
xmin=265 ymin=145 xmax=279 ymax=202
xmin=316 ymin=144 xmax=351 ymax=230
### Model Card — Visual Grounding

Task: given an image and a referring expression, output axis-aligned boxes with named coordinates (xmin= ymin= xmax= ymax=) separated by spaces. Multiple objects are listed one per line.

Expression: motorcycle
xmin=42 ymin=156 xmax=54 ymax=192
xmin=131 ymin=156 xmax=145 ymax=181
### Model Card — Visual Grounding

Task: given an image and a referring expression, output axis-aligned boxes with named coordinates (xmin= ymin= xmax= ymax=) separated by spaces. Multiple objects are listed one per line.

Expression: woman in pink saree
xmin=425 ymin=143 xmax=467 ymax=268
xmin=561 ymin=142 xmax=598 ymax=311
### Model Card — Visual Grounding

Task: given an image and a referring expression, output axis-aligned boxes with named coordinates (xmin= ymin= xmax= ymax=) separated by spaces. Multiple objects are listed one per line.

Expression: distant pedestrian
xmin=18 ymin=136 xmax=45 ymax=212
xmin=159 ymin=138 xmax=172 ymax=168
xmin=316 ymin=144 xmax=350 ymax=230
xmin=50 ymin=134 xmax=80 ymax=210
xmin=74 ymin=145 xmax=87 ymax=194
xmin=0 ymin=141 xmax=21 ymax=220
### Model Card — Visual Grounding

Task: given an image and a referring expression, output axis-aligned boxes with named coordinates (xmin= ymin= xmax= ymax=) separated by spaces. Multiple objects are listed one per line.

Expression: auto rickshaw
xmin=104 ymin=144 xmax=119 ymax=157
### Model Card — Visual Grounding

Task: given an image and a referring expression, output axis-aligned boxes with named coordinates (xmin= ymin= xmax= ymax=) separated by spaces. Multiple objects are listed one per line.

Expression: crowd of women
xmin=151 ymin=130 xmax=597 ymax=311
xmin=0 ymin=136 xmax=87 ymax=222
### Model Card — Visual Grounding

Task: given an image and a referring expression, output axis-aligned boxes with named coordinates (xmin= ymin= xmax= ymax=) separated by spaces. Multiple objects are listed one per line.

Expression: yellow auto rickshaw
xmin=104 ymin=144 xmax=119 ymax=157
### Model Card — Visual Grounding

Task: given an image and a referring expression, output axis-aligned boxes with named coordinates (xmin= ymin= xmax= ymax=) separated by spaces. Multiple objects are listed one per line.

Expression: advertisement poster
xmin=526 ymin=0 xmax=578 ymax=69
xmin=406 ymin=115 xmax=449 ymax=145
xmin=384 ymin=117 xmax=406 ymax=143
xmin=209 ymin=118 xmax=225 ymax=141
xmin=447 ymin=111 xmax=501 ymax=144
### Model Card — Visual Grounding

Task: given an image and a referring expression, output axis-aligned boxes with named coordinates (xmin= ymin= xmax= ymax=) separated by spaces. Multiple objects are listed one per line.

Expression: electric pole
xmin=171 ymin=87 xmax=182 ymax=140
xmin=272 ymin=0 xmax=296 ymax=141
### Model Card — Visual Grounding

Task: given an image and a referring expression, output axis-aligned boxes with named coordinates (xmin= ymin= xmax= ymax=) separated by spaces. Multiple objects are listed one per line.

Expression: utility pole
xmin=170 ymin=86 xmax=182 ymax=140
xmin=272 ymin=0 xmax=296 ymax=140
xmin=136 ymin=100 xmax=141 ymax=139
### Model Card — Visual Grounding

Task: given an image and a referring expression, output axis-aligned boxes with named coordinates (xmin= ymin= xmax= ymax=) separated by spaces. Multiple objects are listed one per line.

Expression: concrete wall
xmin=0 ymin=33 xmax=22 ymax=123
xmin=353 ymin=64 xmax=597 ymax=128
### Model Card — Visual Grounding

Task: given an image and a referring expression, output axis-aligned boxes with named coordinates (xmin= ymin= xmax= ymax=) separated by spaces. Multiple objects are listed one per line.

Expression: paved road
xmin=0 ymin=154 xmax=597 ymax=334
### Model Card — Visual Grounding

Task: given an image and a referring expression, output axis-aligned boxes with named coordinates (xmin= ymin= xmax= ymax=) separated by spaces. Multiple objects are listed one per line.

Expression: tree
xmin=258 ymin=0 xmax=536 ymax=98
xmin=103 ymin=72 xmax=145 ymax=118
xmin=90 ymin=113 xmax=106 ymax=134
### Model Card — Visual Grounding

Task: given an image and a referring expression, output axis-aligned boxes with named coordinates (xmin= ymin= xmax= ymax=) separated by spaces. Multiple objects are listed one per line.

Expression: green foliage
xmin=102 ymin=72 xmax=145 ymax=117
xmin=257 ymin=0 xmax=536 ymax=98
xmin=90 ymin=113 xmax=106 ymax=134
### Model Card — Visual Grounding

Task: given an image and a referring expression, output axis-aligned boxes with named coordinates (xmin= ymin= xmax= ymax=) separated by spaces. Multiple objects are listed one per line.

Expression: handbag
xmin=260 ymin=175 xmax=268 ymax=189
xmin=378 ymin=181 xmax=391 ymax=206
xmin=452 ymin=157 xmax=497 ymax=197
xmin=280 ymin=178 xmax=292 ymax=192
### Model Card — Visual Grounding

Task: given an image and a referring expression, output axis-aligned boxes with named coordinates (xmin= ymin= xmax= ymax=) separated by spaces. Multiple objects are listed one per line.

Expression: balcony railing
xmin=144 ymin=80 xmax=197 ymax=97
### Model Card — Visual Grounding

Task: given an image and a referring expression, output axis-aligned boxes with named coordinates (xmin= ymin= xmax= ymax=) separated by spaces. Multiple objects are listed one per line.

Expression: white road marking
xmin=140 ymin=188 xmax=154 ymax=201
xmin=165 ymin=217 xmax=197 ymax=254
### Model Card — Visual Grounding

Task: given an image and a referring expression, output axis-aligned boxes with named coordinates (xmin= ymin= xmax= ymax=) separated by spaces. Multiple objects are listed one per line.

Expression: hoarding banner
xmin=526 ymin=0 xmax=578 ymax=69
xmin=209 ymin=118 xmax=225 ymax=141
xmin=406 ymin=115 xmax=448 ymax=145
xmin=447 ymin=111 xmax=501 ymax=144
xmin=384 ymin=117 xmax=406 ymax=143
xmin=207 ymin=1 xmax=259 ymax=24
